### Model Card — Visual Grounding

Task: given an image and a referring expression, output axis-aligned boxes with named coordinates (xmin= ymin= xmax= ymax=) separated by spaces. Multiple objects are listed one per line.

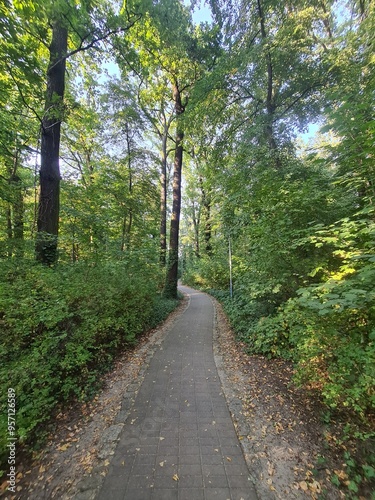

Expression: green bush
xmin=0 ymin=257 xmax=178 ymax=469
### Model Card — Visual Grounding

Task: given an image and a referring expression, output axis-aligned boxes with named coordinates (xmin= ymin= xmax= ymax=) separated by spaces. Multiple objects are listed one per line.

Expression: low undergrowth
xmin=0 ymin=257 xmax=179 ymax=472
xmin=183 ymin=275 xmax=374 ymax=498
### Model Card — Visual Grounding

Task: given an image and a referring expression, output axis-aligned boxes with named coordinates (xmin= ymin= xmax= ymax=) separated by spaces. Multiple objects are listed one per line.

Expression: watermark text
xmin=7 ymin=388 xmax=17 ymax=493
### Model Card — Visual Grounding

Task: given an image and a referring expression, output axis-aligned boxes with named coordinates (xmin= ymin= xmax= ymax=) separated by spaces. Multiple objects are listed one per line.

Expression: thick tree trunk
xmin=164 ymin=83 xmax=184 ymax=299
xmin=36 ymin=20 xmax=67 ymax=264
xmin=159 ymin=132 xmax=168 ymax=267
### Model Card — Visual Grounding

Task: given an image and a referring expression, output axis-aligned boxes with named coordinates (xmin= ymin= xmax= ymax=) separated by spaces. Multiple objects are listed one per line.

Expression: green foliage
xmin=0 ymin=257 xmax=178 ymax=469
xmin=183 ymin=253 xmax=228 ymax=291
xmin=182 ymin=1 xmax=375 ymax=430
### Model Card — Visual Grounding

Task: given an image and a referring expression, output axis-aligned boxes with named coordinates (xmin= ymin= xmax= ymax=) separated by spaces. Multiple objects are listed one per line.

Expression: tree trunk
xmin=125 ymin=122 xmax=133 ymax=247
xmin=160 ymin=131 xmax=168 ymax=267
xmin=204 ymin=201 xmax=212 ymax=255
xmin=121 ymin=212 xmax=127 ymax=252
xmin=257 ymin=0 xmax=281 ymax=169
xmin=164 ymin=83 xmax=184 ymax=299
xmin=35 ymin=20 xmax=67 ymax=264
xmin=199 ymin=176 xmax=212 ymax=256
xmin=6 ymin=204 xmax=12 ymax=258
xmin=12 ymin=173 xmax=24 ymax=258
xmin=192 ymin=201 xmax=200 ymax=258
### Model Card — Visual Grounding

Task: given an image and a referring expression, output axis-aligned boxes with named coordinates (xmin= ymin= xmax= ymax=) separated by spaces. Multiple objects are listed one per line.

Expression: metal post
xmin=229 ymin=236 xmax=233 ymax=299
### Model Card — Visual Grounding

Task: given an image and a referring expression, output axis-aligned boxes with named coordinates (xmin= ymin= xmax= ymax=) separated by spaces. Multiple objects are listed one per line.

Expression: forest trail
xmin=7 ymin=286 xmax=335 ymax=500
xmin=96 ymin=285 xmax=258 ymax=499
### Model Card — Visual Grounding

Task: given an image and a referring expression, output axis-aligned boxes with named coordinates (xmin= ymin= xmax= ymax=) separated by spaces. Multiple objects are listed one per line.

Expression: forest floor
xmin=1 ymin=292 xmax=356 ymax=499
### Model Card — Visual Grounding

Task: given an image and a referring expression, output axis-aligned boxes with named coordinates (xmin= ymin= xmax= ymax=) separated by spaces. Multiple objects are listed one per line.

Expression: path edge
xmin=209 ymin=293 xmax=271 ymax=500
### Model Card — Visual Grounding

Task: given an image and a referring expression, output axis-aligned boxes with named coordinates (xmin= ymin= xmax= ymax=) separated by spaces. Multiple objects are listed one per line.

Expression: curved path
xmin=97 ymin=285 xmax=258 ymax=500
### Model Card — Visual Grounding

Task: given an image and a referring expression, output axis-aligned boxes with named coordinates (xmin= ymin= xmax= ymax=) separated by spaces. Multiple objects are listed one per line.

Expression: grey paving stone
xmin=124 ymin=488 xmax=153 ymax=500
xmin=202 ymin=464 xmax=226 ymax=476
xmin=152 ymin=477 xmax=178 ymax=489
xmin=178 ymin=475 xmax=204 ymax=488
xmin=179 ymin=445 xmax=200 ymax=456
xmin=203 ymin=475 xmax=229 ymax=488
xmin=230 ymin=488 xmax=259 ymax=500
xmin=158 ymin=445 xmax=179 ymax=456
xmin=201 ymin=454 xmax=224 ymax=465
xmin=224 ymin=463 xmax=251 ymax=476
xmin=126 ymin=475 xmax=154 ymax=489
xmin=204 ymin=488 xmax=231 ymax=500
xmin=227 ymin=475 xmax=254 ymax=489
xmin=179 ymin=488 xmax=205 ymax=500
xmin=179 ymin=463 xmax=202 ymax=476
xmin=134 ymin=454 xmax=157 ymax=465
xmin=179 ymin=454 xmax=201 ymax=465
xmin=131 ymin=463 xmax=156 ymax=476
xmin=151 ymin=489 xmax=178 ymax=500
xmin=97 ymin=488 xmax=125 ymax=500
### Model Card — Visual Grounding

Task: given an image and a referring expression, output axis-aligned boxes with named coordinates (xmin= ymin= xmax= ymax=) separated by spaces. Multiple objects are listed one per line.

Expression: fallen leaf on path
xmin=299 ymin=481 xmax=309 ymax=491
xmin=57 ymin=444 xmax=70 ymax=452
xmin=267 ymin=462 xmax=275 ymax=476
xmin=172 ymin=474 xmax=179 ymax=481
xmin=310 ymin=480 xmax=321 ymax=493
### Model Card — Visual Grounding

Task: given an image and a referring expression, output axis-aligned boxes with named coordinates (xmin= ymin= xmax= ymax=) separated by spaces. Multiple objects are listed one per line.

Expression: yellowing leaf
xmin=57 ymin=443 xmax=70 ymax=452
xmin=310 ymin=480 xmax=321 ymax=493
xmin=299 ymin=481 xmax=308 ymax=491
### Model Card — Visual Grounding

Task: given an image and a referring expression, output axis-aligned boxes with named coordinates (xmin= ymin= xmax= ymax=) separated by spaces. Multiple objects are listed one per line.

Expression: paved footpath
xmin=97 ymin=285 xmax=258 ymax=500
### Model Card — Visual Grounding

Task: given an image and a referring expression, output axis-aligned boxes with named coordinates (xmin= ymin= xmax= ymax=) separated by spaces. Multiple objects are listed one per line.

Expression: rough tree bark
xmin=160 ymin=124 xmax=168 ymax=267
xmin=35 ymin=19 xmax=67 ymax=264
xmin=163 ymin=82 xmax=184 ymax=299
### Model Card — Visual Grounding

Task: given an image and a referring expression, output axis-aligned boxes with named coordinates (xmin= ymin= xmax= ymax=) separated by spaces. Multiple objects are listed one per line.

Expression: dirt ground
xmin=0 ymin=293 xmax=358 ymax=499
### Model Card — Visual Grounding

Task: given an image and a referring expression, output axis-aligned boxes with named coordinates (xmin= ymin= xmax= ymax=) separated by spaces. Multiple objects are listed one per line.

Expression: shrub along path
xmin=96 ymin=285 xmax=258 ymax=500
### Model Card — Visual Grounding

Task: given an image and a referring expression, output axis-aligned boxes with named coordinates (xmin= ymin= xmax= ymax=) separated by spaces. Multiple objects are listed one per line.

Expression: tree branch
xmin=48 ymin=16 xmax=142 ymax=73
